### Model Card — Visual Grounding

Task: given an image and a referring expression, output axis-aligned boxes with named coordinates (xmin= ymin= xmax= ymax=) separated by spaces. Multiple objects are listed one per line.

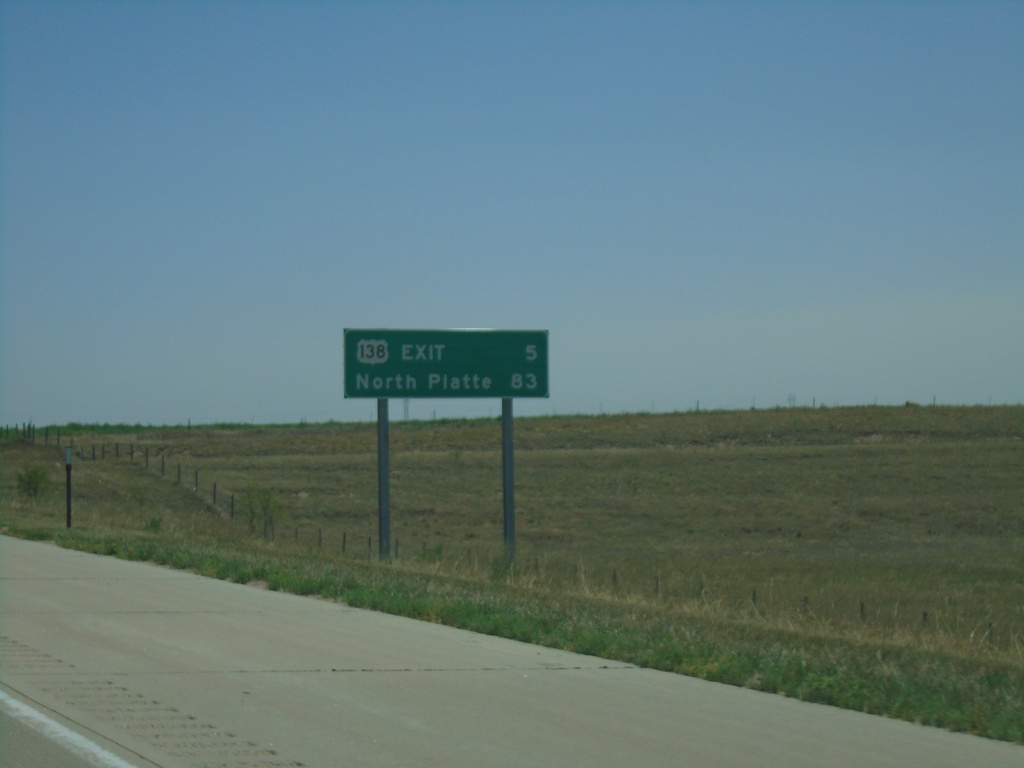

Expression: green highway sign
xmin=344 ymin=329 xmax=549 ymax=399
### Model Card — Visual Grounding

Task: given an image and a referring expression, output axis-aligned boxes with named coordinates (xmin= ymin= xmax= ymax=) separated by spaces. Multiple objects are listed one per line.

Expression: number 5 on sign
xmin=525 ymin=344 xmax=537 ymax=361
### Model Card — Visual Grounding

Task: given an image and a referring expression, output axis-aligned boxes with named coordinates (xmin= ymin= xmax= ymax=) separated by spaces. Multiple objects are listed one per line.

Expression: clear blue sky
xmin=2 ymin=1 xmax=1021 ymax=425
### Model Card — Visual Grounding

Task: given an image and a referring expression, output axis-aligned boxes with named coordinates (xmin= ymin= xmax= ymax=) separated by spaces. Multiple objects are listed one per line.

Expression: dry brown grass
xmin=3 ymin=407 xmax=1024 ymax=740
xmin=5 ymin=406 xmax=1021 ymax=663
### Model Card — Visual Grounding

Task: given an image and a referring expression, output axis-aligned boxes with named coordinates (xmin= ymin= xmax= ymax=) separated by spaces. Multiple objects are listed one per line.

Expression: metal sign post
xmin=64 ymin=447 xmax=73 ymax=529
xmin=377 ymin=398 xmax=391 ymax=560
xmin=502 ymin=397 xmax=515 ymax=561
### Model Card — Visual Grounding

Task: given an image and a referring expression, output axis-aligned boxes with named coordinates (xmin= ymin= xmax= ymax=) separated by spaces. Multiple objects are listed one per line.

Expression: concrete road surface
xmin=1 ymin=536 xmax=1021 ymax=768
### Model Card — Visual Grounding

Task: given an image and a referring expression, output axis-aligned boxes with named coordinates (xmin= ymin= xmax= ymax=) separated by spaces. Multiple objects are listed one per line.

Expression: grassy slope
xmin=2 ymin=405 xmax=1022 ymax=742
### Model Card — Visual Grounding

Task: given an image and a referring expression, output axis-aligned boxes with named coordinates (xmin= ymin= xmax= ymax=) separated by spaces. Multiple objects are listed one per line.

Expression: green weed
xmin=15 ymin=463 xmax=49 ymax=498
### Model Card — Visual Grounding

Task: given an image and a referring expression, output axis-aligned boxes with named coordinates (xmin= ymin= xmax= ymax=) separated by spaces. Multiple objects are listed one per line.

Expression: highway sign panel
xmin=344 ymin=329 xmax=548 ymax=399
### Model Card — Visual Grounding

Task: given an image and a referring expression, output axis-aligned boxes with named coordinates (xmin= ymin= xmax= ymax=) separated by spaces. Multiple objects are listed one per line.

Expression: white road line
xmin=0 ymin=690 xmax=140 ymax=768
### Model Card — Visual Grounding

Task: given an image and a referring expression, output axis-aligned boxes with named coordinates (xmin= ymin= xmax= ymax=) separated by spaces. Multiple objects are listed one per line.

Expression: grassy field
xmin=2 ymin=406 xmax=1022 ymax=741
